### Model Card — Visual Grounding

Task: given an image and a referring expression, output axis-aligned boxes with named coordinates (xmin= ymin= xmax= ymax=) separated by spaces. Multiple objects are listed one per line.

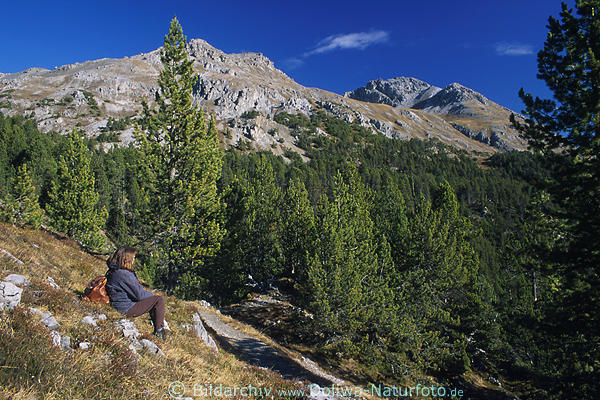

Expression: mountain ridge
xmin=0 ymin=38 xmax=527 ymax=154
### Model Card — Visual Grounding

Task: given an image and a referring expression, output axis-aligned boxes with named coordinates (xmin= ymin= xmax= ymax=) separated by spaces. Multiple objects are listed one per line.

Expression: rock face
xmin=347 ymin=78 xmax=528 ymax=151
xmin=345 ymin=77 xmax=441 ymax=108
xmin=414 ymin=82 xmax=492 ymax=115
xmin=0 ymin=39 xmax=527 ymax=153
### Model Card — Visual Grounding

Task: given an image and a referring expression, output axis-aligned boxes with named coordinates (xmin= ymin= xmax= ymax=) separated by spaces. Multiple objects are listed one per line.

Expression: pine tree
xmin=513 ymin=1 xmax=600 ymax=395
xmin=0 ymin=163 xmax=44 ymax=228
xmin=135 ymin=17 xmax=224 ymax=296
xmin=281 ymin=178 xmax=316 ymax=280
xmin=394 ymin=182 xmax=480 ymax=372
xmin=306 ymin=166 xmax=394 ymax=354
xmin=222 ymin=156 xmax=283 ymax=283
xmin=208 ymin=176 xmax=252 ymax=304
xmin=46 ymin=129 xmax=107 ymax=248
xmin=372 ymin=177 xmax=409 ymax=265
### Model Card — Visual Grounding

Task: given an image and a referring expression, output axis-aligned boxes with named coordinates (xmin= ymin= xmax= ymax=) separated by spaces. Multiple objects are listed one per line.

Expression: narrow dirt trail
xmin=197 ymin=309 xmax=346 ymax=389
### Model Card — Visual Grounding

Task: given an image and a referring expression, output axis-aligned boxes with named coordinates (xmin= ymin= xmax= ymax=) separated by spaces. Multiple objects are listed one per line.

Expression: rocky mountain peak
xmin=345 ymin=76 xmax=441 ymax=108
xmin=413 ymin=82 xmax=493 ymax=115
xmin=187 ymin=38 xmax=226 ymax=60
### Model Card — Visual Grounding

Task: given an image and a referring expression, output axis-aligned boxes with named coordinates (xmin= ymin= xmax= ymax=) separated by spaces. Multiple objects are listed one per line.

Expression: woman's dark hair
xmin=107 ymin=247 xmax=137 ymax=271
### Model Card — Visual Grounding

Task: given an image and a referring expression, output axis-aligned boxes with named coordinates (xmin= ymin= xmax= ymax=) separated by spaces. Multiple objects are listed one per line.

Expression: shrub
xmin=240 ymin=110 xmax=260 ymax=119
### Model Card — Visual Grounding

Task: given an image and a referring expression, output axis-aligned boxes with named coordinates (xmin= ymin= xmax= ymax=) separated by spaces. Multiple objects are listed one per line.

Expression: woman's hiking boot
xmin=153 ymin=327 xmax=167 ymax=342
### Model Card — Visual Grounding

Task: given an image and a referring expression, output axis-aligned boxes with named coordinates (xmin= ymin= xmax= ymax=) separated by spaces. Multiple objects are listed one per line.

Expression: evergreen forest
xmin=1 ymin=4 xmax=599 ymax=397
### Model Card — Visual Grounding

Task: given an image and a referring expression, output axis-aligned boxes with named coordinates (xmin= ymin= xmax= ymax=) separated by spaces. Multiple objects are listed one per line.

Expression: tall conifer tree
xmin=513 ymin=1 xmax=600 ymax=395
xmin=282 ymin=178 xmax=316 ymax=280
xmin=46 ymin=129 xmax=107 ymax=248
xmin=1 ymin=163 xmax=44 ymax=228
xmin=135 ymin=17 xmax=224 ymax=296
xmin=393 ymin=182 xmax=480 ymax=371
xmin=306 ymin=166 xmax=394 ymax=352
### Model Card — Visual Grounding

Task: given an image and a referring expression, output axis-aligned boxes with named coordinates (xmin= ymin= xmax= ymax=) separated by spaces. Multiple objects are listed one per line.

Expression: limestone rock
xmin=192 ymin=312 xmax=218 ymax=351
xmin=128 ymin=338 xmax=144 ymax=353
xmin=115 ymin=319 xmax=140 ymax=338
xmin=180 ymin=323 xmax=193 ymax=331
xmin=81 ymin=315 xmax=98 ymax=327
xmin=46 ymin=276 xmax=60 ymax=289
xmin=3 ymin=274 xmax=30 ymax=287
xmin=414 ymin=82 xmax=490 ymax=114
xmin=198 ymin=300 xmax=212 ymax=309
xmin=0 ymin=249 xmax=24 ymax=265
xmin=140 ymin=338 xmax=165 ymax=356
xmin=0 ymin=281 xmax=23 ymax=311
xmin=81 ymin=313 xmax=106 ymax=327
xmin=126 ymin=337 xmax=164 ymax=357
xmin=40 ymin=311 xmax=60 ymax=330
xmin=50 ymin=330 xmax=61 ymax=347
xmin=60 ymin=335 xmax=71 ymax=351
xmin=79 ymin=341 xmax=91 ymax=350
xmin=345 ymin=77 xmax=441 ymax=108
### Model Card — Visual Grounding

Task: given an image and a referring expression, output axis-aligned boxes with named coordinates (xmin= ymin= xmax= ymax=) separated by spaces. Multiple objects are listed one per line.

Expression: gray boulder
xmin=127 ymin=337 xmax=164 ymax=357
xmin=192 ymin=312 xmax=218 ymax=351
xmin=40 ymin=311 xmax=60 ymax=330
xmin=140 ymin=338 xmax=165 ymax=356
xmin=0 ymin=281 xmax=23 ymax=310
xmin=3 ymin=274 xmax=30 ymax=287
xmin=81 ymin=313 xmax=106 ymax=327
xmin=127 ymin=338 xmax=144 ymax=353
xmin=115 ymin=319 xmax=140 ymax=338
xmin=60 ymin=335 xmax=71 ymax=351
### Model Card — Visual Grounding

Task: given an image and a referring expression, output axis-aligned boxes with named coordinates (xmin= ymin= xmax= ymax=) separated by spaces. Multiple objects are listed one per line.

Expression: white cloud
xmin=306 ymin=31 xmax=390 ymax=56
xmin=495 ymin=42 xmax=534 ymax=56
xmin=282 ymin=57 xmax=305 ymax=70
xmin=281 ymin=30 xmax=389 ymax=69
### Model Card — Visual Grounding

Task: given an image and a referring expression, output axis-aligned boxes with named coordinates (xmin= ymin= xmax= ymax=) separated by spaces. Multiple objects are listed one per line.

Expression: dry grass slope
xmin=0 ymin=222 xmax=302 ymax=399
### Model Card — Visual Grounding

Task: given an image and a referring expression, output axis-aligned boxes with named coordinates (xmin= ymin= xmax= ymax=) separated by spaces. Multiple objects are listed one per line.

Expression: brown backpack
xmin=83 ymin=276 xmax=110 ymax=304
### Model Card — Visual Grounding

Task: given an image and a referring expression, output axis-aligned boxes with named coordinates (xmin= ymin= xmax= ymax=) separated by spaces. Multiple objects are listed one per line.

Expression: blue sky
xmin=0 ymin=0 xmax=570 ymax=113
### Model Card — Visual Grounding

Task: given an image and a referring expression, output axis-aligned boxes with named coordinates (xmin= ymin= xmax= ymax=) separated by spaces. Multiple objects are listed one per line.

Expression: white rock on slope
xmin=0 ymin=281 xmax=23 ymax=310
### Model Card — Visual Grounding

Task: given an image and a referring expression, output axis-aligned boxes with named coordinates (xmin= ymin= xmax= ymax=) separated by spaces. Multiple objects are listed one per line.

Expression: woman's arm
xmin=121 ymin=271 xmax=152 ymax=302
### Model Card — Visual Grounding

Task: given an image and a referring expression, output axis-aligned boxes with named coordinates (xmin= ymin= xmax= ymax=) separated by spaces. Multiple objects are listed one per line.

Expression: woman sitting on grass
xmin=105 ymin=246 xmax=167 ymax=341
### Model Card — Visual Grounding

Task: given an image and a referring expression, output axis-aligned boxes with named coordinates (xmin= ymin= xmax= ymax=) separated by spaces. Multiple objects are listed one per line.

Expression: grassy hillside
xmin=0 ymin=222 xmax=301 ymax=399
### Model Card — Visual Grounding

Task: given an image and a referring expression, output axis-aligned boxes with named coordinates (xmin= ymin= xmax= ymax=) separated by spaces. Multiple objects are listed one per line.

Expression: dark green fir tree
xmin=512 ymin=1 xmax=600 ymax=396
xmin=306 ymin=166 xmax=395 ymax=355
xmin=135 ymin=17 xmax=224 ymax=297
xmin=0 ymin=163 xmax=44 ymax=229
xmin=281 ymin=178 xmax=316 ymax=280
xmin=46 ymin=129 xmax=107 ymax=249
